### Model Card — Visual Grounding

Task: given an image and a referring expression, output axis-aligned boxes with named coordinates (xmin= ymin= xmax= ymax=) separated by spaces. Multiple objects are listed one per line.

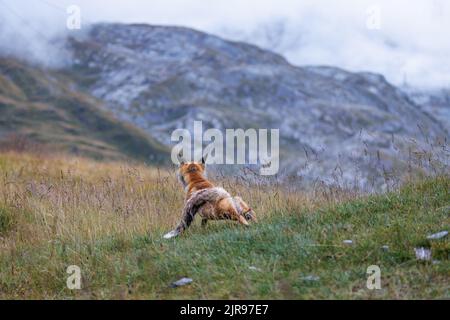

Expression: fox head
xmin=177 ymin=151 xmax=207 ymax=187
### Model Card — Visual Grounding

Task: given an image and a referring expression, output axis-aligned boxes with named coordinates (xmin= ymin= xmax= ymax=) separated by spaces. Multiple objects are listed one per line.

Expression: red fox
xmin=163 ymin=153 xmax=257 ymax=239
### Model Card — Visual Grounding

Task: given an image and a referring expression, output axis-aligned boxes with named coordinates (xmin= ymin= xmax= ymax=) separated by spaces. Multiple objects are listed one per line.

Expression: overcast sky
xmin=0 ymin=0 xmax=449 ymax=88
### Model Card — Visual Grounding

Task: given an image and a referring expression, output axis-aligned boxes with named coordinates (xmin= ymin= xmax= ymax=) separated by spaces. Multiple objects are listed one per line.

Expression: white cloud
xmin=0 ymin=0 xmax=449 ymax=88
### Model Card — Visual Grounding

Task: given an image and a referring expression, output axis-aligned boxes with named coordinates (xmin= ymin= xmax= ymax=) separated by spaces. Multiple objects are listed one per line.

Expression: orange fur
xmin=178 ymin=162 xmax=213 ymax=199
xmin=177 ymin=160 xmax=256 ymax=228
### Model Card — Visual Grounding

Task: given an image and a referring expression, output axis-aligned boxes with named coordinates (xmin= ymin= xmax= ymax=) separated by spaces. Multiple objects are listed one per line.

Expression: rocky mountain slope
xmin=64 ymin=23 xmax=448 ymax=188
xmin=403 ymin=87 xmax=450 ymax=131
xmin=0 ymin=57 xmax=169 ymax=163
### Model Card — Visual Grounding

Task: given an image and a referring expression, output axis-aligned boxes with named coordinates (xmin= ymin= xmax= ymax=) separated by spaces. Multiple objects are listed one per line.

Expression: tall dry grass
xmin=0 ymin=149 xmax=448 ymax=299
xmin=0 ymin=151 xmax=355 ymax=252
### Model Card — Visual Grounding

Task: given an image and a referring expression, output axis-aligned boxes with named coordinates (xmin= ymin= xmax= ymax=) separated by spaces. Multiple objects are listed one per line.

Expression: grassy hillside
xmin=0 ymin=152 xmax=448 ymax=299
xmin=0 ymin=57 xmax=169 ymax=163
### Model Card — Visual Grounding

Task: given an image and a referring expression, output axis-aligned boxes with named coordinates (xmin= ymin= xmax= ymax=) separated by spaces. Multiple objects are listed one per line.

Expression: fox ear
xmin=177 ymin=150 xmax=185 ymax=165
xmin=201 ymin=153 xmax=208 ymax=165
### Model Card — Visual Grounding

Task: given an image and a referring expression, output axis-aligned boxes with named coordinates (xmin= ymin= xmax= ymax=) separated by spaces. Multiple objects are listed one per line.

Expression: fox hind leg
xmin=217 ymin=198 xmax=249 ymax=226
xmin=236 ymin=214 xmax=250 ymax=226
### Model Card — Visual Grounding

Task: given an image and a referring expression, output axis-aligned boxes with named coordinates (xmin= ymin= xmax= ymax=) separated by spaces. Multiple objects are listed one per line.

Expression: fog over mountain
xmin=0 ymin=1 xmax=448 ymax=190
xmin=1 ymin=0 xmax=450 ymax=88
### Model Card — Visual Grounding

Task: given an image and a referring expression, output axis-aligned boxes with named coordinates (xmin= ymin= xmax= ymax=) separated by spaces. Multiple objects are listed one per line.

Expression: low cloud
xmin=1 ymin=0 xmax=449 ymax=88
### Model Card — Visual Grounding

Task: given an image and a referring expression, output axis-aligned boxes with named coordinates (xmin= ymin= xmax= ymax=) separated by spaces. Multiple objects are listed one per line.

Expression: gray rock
xmin=426 ymin=231 xmax=448 ymax=240
xmin=248 ymin=266 xmax=262 ymax=272
xmin=171 ymin=277 xmax=193 ymax=288
xmin=414 ymin=247 xmax=432 ymax=261
xmin=301 ymin=275 xmax=320 ymax=281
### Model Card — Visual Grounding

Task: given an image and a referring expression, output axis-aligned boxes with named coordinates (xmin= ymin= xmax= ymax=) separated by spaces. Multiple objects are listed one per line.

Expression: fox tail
xmin=163 ymin=187 xmax=230 ymax=239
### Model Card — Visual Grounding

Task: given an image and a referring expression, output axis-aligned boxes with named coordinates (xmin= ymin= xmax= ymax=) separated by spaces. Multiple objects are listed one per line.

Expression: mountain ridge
xmin=65 ymin=23 xmax=448 ymax=188
xmin=0 ymin=56 xmax=169 ymax=163
xmin=0 ymin=22 xmax=447 ymax=188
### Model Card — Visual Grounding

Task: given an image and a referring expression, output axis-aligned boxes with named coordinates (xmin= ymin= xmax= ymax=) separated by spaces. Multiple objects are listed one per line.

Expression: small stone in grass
xmin=441 ymin=206 xmax=450 ymax=214
xmin=301 ymin=275 xmax=320 ymax=281
xmin=426 ymin=231 xmax=448 ymax=240
xmin=343 ymin=240 xmax=353 ymax=245
xmin=414 ymin=247 xmax=432 ymax=261
xmin=249 ymin=266 xmax=262 ymax=272
xmin=171 ymin=277 xmax=193 ymax=288
xmin=381 ymin=245 xmax=389 ymax=251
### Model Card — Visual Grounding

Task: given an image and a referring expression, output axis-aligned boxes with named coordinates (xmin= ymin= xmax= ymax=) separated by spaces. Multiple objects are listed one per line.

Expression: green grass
xmin=0 ymin=206 xmax=16 ymax=235
xmin=0 ymin=176 xmax=448 ymax=299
